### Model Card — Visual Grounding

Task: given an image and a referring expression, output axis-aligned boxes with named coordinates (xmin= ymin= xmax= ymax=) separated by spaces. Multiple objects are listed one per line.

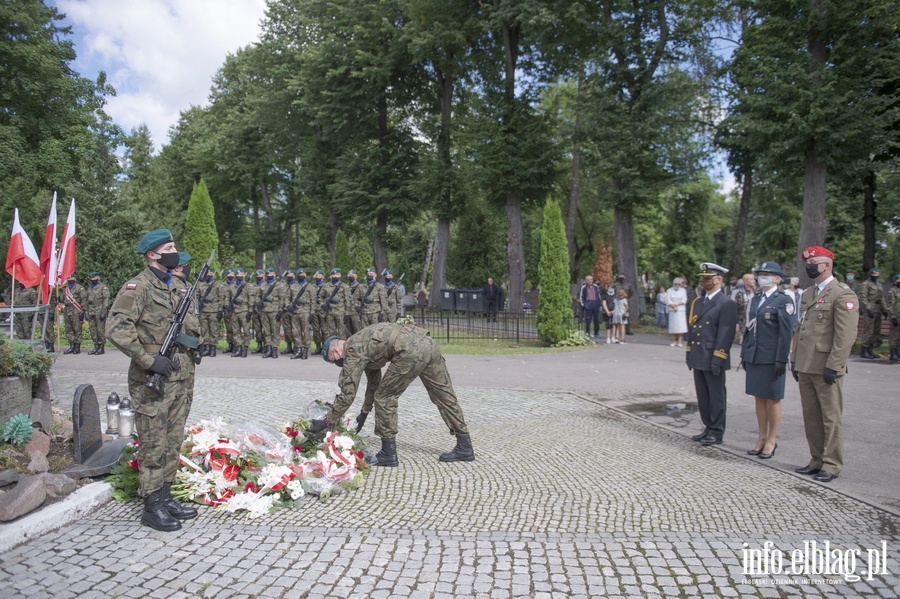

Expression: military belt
xmin=143 ymin=344 xmax=162 ymax=353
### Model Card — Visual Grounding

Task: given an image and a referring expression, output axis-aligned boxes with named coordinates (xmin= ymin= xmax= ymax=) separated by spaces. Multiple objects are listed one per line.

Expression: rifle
xmin=223 ymin=280 xmax=245 ymax=315
xmin=146 ymin=250 xmax=215 ymax=396
xmin=287 ymin=280 xmax=310 ymax=314
xmin=256 ymin=271 xmax=288 ymax=310
xmin=321 ymin=281 xmax=342 ymax=313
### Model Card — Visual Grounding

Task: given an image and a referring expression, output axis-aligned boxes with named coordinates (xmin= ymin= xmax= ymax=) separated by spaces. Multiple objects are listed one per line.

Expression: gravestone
xmin=62 ymin=384 xmax=129 ymax=479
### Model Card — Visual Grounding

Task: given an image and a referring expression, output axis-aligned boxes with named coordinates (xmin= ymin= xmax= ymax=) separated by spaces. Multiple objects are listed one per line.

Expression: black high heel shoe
xmin=746 ymin=444 xmax=765 ymax=456
xmin=758 ymin=443 xmax=778 ymax=459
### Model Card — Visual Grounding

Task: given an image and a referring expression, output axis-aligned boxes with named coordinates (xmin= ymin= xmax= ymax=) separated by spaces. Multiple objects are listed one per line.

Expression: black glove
xmin=246 ymin=312 xmax=252 ymax=322
xmin=79 ymin=313 xmax=85 ymax=324
xmin=711 ymin=364 xmax=722 ymax=377
xmin=308 ymin=314 xmax=315 ymax=325
xmin=288 ymin=306 xmax=297 ymax=314
xmin=216 ymin=311 xmax=223 ymax=321
xmin=773 ymin=361 xmax=786 ymax=379
xmin=256 ymin=300 xmax=265 ymax=310
xmin=892 ymin=317 xmax=899 ymax=327
xmin=791 ymin=362 xmax=799 ymax=382
xmin=99 ymin=310 xmax=108 ymax=321
xmin=866 ymin=308 xmax=875 ymax=318
xmin=823 ymin=367 xmax=838 ymax=385
xmin=193 ymin=351 xmax=202 ymax=365
xmin=306 ymin=419 xmax=329 ymax=434
xmin=149 ymin=355 xmax=179 ymax=377
xmin=276 ymin=311 xmax=283 ymax=321
xmin=355 ymin=412 xmax=368 ymax=433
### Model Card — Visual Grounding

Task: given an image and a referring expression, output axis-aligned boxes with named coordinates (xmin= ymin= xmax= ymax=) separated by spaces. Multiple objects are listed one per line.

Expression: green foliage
xmin=106 ymin=443 xmax=140 ymax=502
xmin=0 ymin=414 xmax=34 ymax=448
xmin=551 ymin=330 xmax=592 ymax=348
xmin=536 ymin=199 xmax=572 ymax=345
xmin=0 ymin=337 xmax=55 ymax=389
xmin=447 ymin=199 xmax=507 ymax=288
xmin=354 ymin=240 xmax=374 ymax=274
xmin=334 ymin=229 xmax=352 ymax=273
xmin=182 ymin=179 xmax=221 ymax=272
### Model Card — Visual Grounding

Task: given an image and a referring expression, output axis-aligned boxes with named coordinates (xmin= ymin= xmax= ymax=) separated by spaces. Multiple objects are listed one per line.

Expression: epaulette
xmin=837 ymin=283 xmax=851 ymax=290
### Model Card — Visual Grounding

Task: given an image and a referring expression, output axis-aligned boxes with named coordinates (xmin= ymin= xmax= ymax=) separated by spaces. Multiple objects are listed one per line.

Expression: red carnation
xmin=128 ymin=458 xmax=139 ymax=469
xmin=293 ymin=445 xmax=304 ymax=453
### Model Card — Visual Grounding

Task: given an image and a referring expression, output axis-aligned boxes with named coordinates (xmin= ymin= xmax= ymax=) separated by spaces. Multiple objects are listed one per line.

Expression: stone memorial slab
xmin=0 ymin=375 xmax=32 ymax=425
xmin=62 ymin=384 xmax=130 ymax=479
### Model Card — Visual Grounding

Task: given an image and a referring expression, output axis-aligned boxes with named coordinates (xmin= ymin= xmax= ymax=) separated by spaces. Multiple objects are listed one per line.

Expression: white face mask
xmin=757 ymin=275 xmax=776 ymax=289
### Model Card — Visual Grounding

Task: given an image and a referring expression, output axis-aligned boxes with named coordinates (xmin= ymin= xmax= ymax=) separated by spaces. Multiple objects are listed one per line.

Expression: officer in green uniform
xmin=221 ymin=268 xmax=237 ymax=353
xmin=360 ymin=267 xmax=387 ymax=327
xmin=858 ymin=267 xmax=884 ymax=359
xmin=227 ymin=268 xmax=251 ymax=358
xmin=280 ymin=269 xmax=298 ymax=355
xmin=307 ymin=323 xmax=475 ymax=467
xmin=345 ymin=270 xmax=363 ymax=336
xmin=85 ymin=272 xmax=110 ymax=354
xmin=310 ymin=270 xmax=327 ymax=354
xmin=197 ymin=268 xmax=223 ymax=357
xmin=289 ymin=268 xmax=313 ymax=359
xmin=790 ymin=246 xmax=858 ymax=483
xmin=886 ymin=274 xmax=900 ymax=363
xmin=382 ymin=270 xmax=399 ymax=323
xmin=12 ymin=283 xmax=37 ymax=340
xmin=106 ymin=228 xmax=200 ymax=531
xmin=61 ymin=275 xmax=87 ymax=354
xmin=257 ymin=267 xmax=285 ymax=358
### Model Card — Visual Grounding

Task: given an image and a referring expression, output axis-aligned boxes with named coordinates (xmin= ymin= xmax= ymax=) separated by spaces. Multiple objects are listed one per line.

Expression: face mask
xmin=870 ymin=275 xmax=879 ymax=282
xmin=757 ymin=276 xmax=776 ymax=288
xmin=618 ymin=277 xmax=625 ymax=283
xmin=206 ymin=275 xmax=214 ymax=282
xmin=805 ymin=263 xmax=822 ymax=279
xmin=287 ymin=277 xmax=295 ymax=283
xmin=156 ymin=251 xmax=180 ymax=269
xmin=237 ymin=276 xmax=244 ymax=282
xmin=367 ymin=275 xmax=375 ymax=281
xmin=227 ymin=276 xmax=235 ymax=282
xmin=386 ymin=279 xmax=393 ymax=285
xmin=316 ymin=278 xmax=323 ymax=285
xmin=846 ymin=275 xmax=854 ymax=282
xmin=182 ymin=266 xmax=193 ymax=280
xmin=332 ymin=358 xmax=344 ymax=368
xmin=349 ymin=276 xmax=357 ymax=283
xmin=266 ymin=276 xmax=274 ymax=282
xmin=331 ymin=277 xmax=340 ymax=283
xmin=299 ymin=275 xmax=306 ymax=282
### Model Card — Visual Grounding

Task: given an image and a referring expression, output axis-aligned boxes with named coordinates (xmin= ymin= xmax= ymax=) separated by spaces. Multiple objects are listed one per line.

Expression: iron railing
xmin=402 ymin=307 xmax=579 ymax=344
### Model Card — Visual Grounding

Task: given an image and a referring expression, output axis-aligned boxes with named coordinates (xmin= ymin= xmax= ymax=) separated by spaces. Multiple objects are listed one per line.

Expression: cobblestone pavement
xmin=2 ymin=372 xmax=898 ymax=598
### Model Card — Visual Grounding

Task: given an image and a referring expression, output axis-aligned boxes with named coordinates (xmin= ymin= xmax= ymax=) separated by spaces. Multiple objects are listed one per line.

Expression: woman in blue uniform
xmin=741 ymin=261 xmax=796 ymax=459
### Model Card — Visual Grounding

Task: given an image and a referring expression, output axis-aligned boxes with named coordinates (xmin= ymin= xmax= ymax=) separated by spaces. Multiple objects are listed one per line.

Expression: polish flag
xmin=56 ymin=198 xmax=76 ymax=285
xmin=39 ymin=192 xmax=58 ymax=303
xmin=5 ymin=208 xmax=42 ymax=288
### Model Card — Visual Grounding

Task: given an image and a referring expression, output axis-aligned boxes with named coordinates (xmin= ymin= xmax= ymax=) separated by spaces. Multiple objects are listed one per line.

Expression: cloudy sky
xmin=51 ymin=0 xmax=268 ymax=152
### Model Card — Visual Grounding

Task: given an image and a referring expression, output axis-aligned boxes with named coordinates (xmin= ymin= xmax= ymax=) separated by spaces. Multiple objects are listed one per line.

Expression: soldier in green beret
xmin=61 ymin=274 xmax=87 ymax=354
xmin=86 ymin=272 xmax=110 ymax=355
xmin=310 ymin=269 xmax=327 ymax=354
xmin=859 ymin=267 xmax=885 ymax=359
xmin=197 ymin=267 xmax=223 ymax=357
xmin=227 ymin=268 xmax=251 ymax=358
xmin=257 ymin=267 xmax=285 ymax=358
xmin=887 ymin=274 xmax=900 ymax=362
xmin=382 ymin=269 xmax=399 ymax=323
xmin=288 ymin=268 xmax=313 ymax=359
xmin=12 ymin=283 xmax=37 ymax=340
xmin=221 ymin=268 xmax=237 ymax=353
xmin=360 ymin=266 xmax=388 ymax=327
xmin=105 ymin=228 xmax=201 ymax=531
xmin=321 ymin=267 xmax=350 ymax=339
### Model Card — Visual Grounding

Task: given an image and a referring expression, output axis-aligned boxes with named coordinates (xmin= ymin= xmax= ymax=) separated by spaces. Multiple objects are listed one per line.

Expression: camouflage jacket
xmin=886 ymin=286 xmax=900 ymax=319
xmin=328 ymin=323 xmax=430 ymax=420
xmin=319 ymin=281 xmax=351 ymax=316
xmin=383 ymin=283 xmax=400 ymax=311
xmin=13 ymin=286 xmax=37 ymax=306
xmin=106 ymin=266 xmax=200 ymax=383
xmin=285 ymin=280 xmax=314 ymax=315
xmin=257 ymin=279 xmax=285 ymax=313
xmin=359 ymin=280 xmax=387 ymax=315
xmin=197 ymin=279 xmax=223 ymax=314
xmin=62 ymin=283 xmax=87 ymax=313
xmin=858 ymin=280 xmax=884 ymax=312
xmin=86 ymin=282 xmax=110 ymax=316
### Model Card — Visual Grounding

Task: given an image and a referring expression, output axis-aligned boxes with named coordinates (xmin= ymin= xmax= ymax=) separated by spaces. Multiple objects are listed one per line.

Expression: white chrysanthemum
xmin=286 ymin=479 xmax=305 ymax=501
xmin=256 ymin=464 xmax=292 ymax=489
xmin=331 ymin=434 xmax=355 ymax=451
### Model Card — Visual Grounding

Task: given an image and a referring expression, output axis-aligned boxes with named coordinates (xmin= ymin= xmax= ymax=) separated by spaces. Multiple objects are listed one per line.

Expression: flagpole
xmin=9 ymin=264 xmax=15 ymax=339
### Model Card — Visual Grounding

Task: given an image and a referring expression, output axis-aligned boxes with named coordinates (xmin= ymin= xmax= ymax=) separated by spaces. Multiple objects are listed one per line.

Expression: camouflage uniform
xmin=250 ymin=274 xmax=266 ymax=351
xmin=886 ymin=277 xmax=900 ymax=361
xmin=310 ymin=272 xmax=327 ymax=353
xmin=106 ymin=266 xmax=201 ymax=497
xmin=287 ymin=273 xmax=313 ymax=357
xmin=86 ymin=279 xmax=110 ymax=350
xmin=345 ymin=275 xmax=364 ymax=336
xmin=320 ymin=273 xmax=351 ymax=339
xmin=281 ymin=275 xmax=298 ymax=352
xmin=257 ymin=271 xmax=286 ymax=355
xmin=383 ymin=281 xmax=400 ymax=324
xmin=221 ymin=272 xmax=238 ymax=349
xmin=326 ymin=323 xmax=469 ymax=439
xmin=62 ymin=280 xmax=87 ymax=347
xmin=12 ymin=285 xmax=37 ymax=340
xmin=197 ymin=275 xmax=223 ymax=354
xmin=360 ymin=275 xmax=387 ymax=327
xmin=227 ymin=275 xmax=252 ymax=353
xmin=858 ymin=277 xmax=884 ymax=349
xmin=733 ymin=288 xmax=753 ymax=345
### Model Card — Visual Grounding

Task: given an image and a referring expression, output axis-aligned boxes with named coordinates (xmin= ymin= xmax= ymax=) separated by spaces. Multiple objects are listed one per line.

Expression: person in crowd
xmin=887 ymin=274 xmax=900 ymax=363
xmin=611 ymin=288 xmax=629 ymax=344
xmin=784 ymin=277 xmax=802 ymax=312
xmin=858 ymin=267 xmax=884 ymax=359
xmin=666 ymin=278 xmax=688 ymax=347
xmin=483 ymin=277 xmax=500 ymax=322
xmin=601 ymin=282 xmax=616 ymax=344
xmin=655 ymin=285 xmax=669 ymax=329
xmin=579 ymin=275 xmax=602 ymax=339
xmin=740 ymin=262 xmax=795 ymax=459
xmin=733 ymin=273 xmax=755 ymax=345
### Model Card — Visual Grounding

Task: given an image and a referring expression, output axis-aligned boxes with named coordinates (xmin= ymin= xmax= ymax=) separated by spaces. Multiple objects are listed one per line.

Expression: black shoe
xmin=691 ymin=428 xmax=710 ymax=442
xmin=860 ymin=345 xmax=876 ymax=359
xmin=232 ymin=346 xmax=244 ymax=358
xmin=46 ymin=343 xmax=54 ymax=353
xmin=281 ymin=342 xmax=293 ymax=355
xmin=271 ymin=346 xmax=278 ymax=359
xmin=813 ymin=470 xmax=835 ymax=483
xmin=252 ymin=345 xmax=264 ymax=354
xmin=140 ymin=490 xmax=182 ymax=531
xmin=87 ymin=347 xmax=98 ymax=355
xmin=758 ymin=443 xmax=777 ymax=459
xmin=301 ymin=347 xmax=308 ymax=360
xmin=311 ymin=343 xmax=323 ymax=355
xmin=795 ymin=466 xmax=821 ymax=475
xmin=699 ymin=435 xmax=722 ymax=446
xmin=223 ymin=343 xmax=232 ymax=354
xmin=96 ymin=346 xmax=104 ymax=355
xmin=365 ymin=438 xmax=398 ymax=467
xmin=890 ymin=348 xmax=900 ymax=362
xmin=210 ymin=345 xmax=216 ymax=357
xmin=241 ymin=347 xmax=248 ymax=357
xmin=63 ymin=344 xmax=75 ymax=354
xmin=262 ymin=345 xmax=272 ymax=358
xmin=72 ymin=343 xmax=80 ymax=354
xmin=746 ymin=447 xmax=762 ymax=456
xmin=291 ymin=348 xmax=304 ymax=359
xmin=439 ymin=433 xmax=475 ymax=462
xmin=161 ymin=483 xmax=198 ymax=520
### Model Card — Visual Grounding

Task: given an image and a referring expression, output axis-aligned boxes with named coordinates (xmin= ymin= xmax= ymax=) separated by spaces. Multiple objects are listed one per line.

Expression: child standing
xmin=612 ymin=288 xmax=629 ymax=343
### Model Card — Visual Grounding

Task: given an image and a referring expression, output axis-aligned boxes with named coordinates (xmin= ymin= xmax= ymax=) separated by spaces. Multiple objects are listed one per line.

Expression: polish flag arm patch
xmin=845 ymin=301 xmax=855 ymax=311
xmin=126 ymin=283 xmax=138 ymax=290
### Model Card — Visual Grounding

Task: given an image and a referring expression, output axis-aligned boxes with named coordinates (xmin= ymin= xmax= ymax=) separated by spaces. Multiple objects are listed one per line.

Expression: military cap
xmin=314 ymin=270 xmax=324 ymax=276
xmin=868 ymin=267 xmax=880 ymax=275
xmin=698 ymin=262 xmax=728 ymax=277
xmin=322 ymin=335 xmax=341 ymax=362
xmin=365 ymin=266 xmax=376 ymax=274
xmin=255 ymin=269 xmax=265 ymax=275
xmin=754 ymin=261 xmax=785 ymax=278
xmin=296 ymin=268 xmax=306 ymax=275
xmin=330 ymin=268 xmax=341 ymax=275
xmin=136 ymin=228 xmax=174 ymax=255
xmin=348 ymin=269 xmax=357 ymax=275
xmin=178 ymin=251 xmax=191 ymax=266
xmin=801 ymin=246 xmax=833 ymax=260
xmin=382 ymin=269 xmax=393 ymax=276
xmin=235 ymin=268 xmax=246 ymax=274
xmin=892 ymin=273 xmax=900 ymax=282
xmin=265 ymin=267 xmax=276 ymax=274
xmin=89 ymin=272 xmax=100 ymax=277
xmin=224 ymin=268 xmax=235 ymax=274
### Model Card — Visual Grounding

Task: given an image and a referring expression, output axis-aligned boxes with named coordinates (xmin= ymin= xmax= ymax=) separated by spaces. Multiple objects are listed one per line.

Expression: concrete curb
xmin=0 ymin=481 xmax=113 ymax=554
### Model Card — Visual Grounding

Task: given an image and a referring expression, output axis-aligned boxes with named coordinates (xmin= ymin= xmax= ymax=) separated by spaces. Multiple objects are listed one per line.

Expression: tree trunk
xmin=506 ymin=192 xmax=525 ymax=313
xmin=430 ymin=218 xmax=450 ymax=308
xmin=429 ymin=62 xmax=454 ymax=308
xmin=614 ymin=204 xmax=641 ymax=318
xmin=420 ymin=236 xmax=434 ymax=292
xmin=373 ymin=215 xmax=388 ymax=275
xmin=862 ymin=169 xmax=876 ymax=273
xmin=566 ymin=76 xmax=585 ymax=283
xmin=797 ymin=147 xmax=828 ymax=287
xmin=328 ymin=211 xmax=338 ymax=267
xmin=730 ymin=168 xmax=752 ymax=275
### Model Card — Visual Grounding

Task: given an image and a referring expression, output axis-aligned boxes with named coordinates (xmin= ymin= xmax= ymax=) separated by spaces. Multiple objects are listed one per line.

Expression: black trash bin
xmin=440 ymin=289 xmax=456 ymax=312
xmin=468 ymin=289 xmax=485 ymax=315
xmin=455 ymin=289 xmax=469 ymax=313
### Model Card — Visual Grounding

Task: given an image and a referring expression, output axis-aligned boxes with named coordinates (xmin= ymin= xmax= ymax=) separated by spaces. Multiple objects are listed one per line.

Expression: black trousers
xmin=583 ymin=306 xmax=600 ymax=335
xmin=693 ymin=368 xmax=727 ymax=439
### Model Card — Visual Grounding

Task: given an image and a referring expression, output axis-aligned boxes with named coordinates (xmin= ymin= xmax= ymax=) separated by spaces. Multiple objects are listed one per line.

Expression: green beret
xmin=892 ymin=274 xmax=899 ymax=282
xmin=224 ymin=268 xmax=235 ymax=274
xmin=265 ymin=267 xmax=276 ymax=274
xmin=869 ymin=267 xmax=880 ymax=275
xmin=366 ymin=266 xmax=376 ymax=273
xmin=348 ymin=269 xmax=357 ymax=275
xmin=236 ymin=268 xmax=245 ymax=274
xmin=382 ymin=269 xmax=393 ymax=276
xmin=136 ymin=228 xmax=174 ymax=255
xmin=296 ymin=268 xmax=306 ymax=275
xmin=322 ymin=335 xmax=341 ymax=362
xmin=89 ymin=272 xmax=100 ymax=277
xmin=255 ymin=269 xmax=264 ymax=275
xmin=178 ymin=251 xmax=191 ymax=266
xmin=330 ymin=268 xmax=341 ymax=275
xmin=314 ymin=270 xmax=324 ymax=276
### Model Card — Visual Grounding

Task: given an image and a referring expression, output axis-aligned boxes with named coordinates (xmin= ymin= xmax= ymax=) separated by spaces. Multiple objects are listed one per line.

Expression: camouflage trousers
xmin=14 ymin=314 xmax=33 ymax=340
xmin=312 ymin=312 xmax=326 ymax=344
xmin=325 ymin=311 xmax=346 ymax=339
xmin=260 ymin=311 xmax=280 ymax=347
xmin=129 ymin=373 xmax=192 ymax=497
xmin=372 ymin=337 xmax=468 ymax=438
xmin=862 ymin=312 xmax=883 ymax=347
xmin=252 ymin=312 xmax=265 ymax=346
xmin=63 ymin=310 xmax=83 ymax=344
xmin=87 ymin=314 xmax=106 ymax=346
xmin=228 ymin=310 xmax=251 ymax=347
xmin=889 ymin=319 xmax=900 ymax=349
xmin=200 ymin=313 xmax=219 ymax=347
xmin=345 ymin=311 xmax=363 ymax=336
xmin=361 ymin=311 xmax=382 ymax=327
xmin=282 ymin=313 xmax=293 ymax=345
xmin=289 ymin=311 xmax=311 ymax=347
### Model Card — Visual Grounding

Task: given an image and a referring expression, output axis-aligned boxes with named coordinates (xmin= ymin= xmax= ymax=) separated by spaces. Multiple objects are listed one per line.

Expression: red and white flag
xmin=56 ymin=198 xmax=76 ymax=285
xmin=5 ymin=208 xmax=42 ymax=288
xmin=39 ymin=192 xmax=58 ymax=303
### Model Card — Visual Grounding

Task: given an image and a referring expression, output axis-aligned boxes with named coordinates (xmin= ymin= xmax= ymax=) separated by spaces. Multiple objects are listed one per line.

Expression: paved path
xmin=1 ymin=335 xmax=897 ymax=598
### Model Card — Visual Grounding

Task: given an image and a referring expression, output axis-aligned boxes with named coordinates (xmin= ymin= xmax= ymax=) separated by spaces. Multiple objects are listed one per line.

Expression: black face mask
xmin=266 ymin=276 xmax=275 ymax=283
xmin=349 ymin=277 xmax=357 ymax=283
xmin=206 ymin=276 xmax=214 ymax=282
xmin=331 ymin=277 xmax=340 ymax=284
xmin=287 ymin=277 xmax=295 ymax=283
xmin=805 ymin=263 xmax=822 ymax=279
xmin=298 ymin=275 xmax=306 ymax=282
xmin=316 ymin=278 xmax=323 ymax=285
xmin=227 ymin=276 xmax=235 ymax=282
xmin=182 ymin=266 xmax=192 ymax=280
xmin=870 ymin=275 xmax=879 ymax=282
xmin=333 ymin=358 xmax=344 ymax=368
xmin=367 ymin=275 xmax=375 ymax=281
xmin=237 ymin=277 xmax=244 ymax=283
xmin=157 ymin=251 xmax=180 ymax=269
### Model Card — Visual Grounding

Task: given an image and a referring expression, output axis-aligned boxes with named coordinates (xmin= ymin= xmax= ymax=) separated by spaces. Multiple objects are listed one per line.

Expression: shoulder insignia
xmin=785 ymin=303 xmax=795 ymax=315
xmin=125 ymin=283 xmax=138 ymax=290
xmin=845 ymin=301 xmax=856 ymax=311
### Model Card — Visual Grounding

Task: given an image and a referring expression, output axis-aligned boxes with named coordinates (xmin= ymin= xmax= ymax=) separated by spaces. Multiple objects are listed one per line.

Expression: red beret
xmin=801 ymin=246 xmax=834 ymax=260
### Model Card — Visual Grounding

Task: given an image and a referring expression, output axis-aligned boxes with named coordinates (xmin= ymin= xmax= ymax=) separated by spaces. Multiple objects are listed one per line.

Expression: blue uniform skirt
xmin=744 ymin=362 xmax=787 ymax=400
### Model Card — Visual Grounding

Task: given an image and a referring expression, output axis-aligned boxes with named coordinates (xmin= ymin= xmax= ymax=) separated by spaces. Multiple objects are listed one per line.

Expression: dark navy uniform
xmin=741 ymin=289 xmax=796 ymax=399
xmin=686 ymin=263 xmax=738 ymax=444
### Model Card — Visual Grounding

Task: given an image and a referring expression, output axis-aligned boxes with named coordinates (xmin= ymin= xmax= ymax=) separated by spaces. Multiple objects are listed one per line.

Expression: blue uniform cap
xmin=330 ymin=268 xmax=341 ymax=275
xmin=177 ymin=251 xmax=191 ymax=266
xmin=754 ymin=261 xmax=785 ymax=278
xmin=89 ymin=272 xmax=100 ymax=277
xmin=136 ymin=228 xmax=174 ymax=255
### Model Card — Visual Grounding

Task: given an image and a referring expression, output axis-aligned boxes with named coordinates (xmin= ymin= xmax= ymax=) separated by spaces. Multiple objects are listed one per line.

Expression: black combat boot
xmin=890 ymin=347 xmax=900 ymax=362
xmin=271 ymin=345 xmax=278 ymax=359
xmin=73 ymin=343 xmax=81 ymax=354
xmin=161 ymin=482 xmax=198 ymax=520
xmin=46 ymin=342 xmax=54 ymax=353
xmin=223 ymin=342 xmax=233 ymax=354
xmin=311 ymin=342 xmax=323 ymax=355
xmin=87 ymin=346 xmax=98 ymax=355
xmin=281 ymin=342 xmax=293 ymax=355
xmin=291 ymin=346 xmax=304 ymax=359
xmin=242 ymin=346 xmax=248 ymax=357
xmin=63 ymin=344 xmax=75 ymax=354
xmin=262 ymin=345 xmax=273 ymax=358
xmin=210 ymin=344 xmax=216 ymax=357
xmin=252 ymin=344 xmax=264 ymax=354
xmin=232 ymin=345 xmax=243 ymax=357
xmin=860 ymin=345 xmax=876 ymax=359
xmin=365 ymin=437 xmax=398 ymax=467
xmin=439 ymin=433 xmax=476 ymax=462
xmin=140 ymin=490 xmax=181 ymax=531
xmin=301 ymin=347 xmax=308 ymax=360
xmin=96 ymin=346 xmax=105 ymax=355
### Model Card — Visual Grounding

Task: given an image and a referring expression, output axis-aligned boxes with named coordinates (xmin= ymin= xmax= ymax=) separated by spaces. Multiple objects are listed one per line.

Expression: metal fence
xmin=403 ymin=307 xmax=579 ymax=344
